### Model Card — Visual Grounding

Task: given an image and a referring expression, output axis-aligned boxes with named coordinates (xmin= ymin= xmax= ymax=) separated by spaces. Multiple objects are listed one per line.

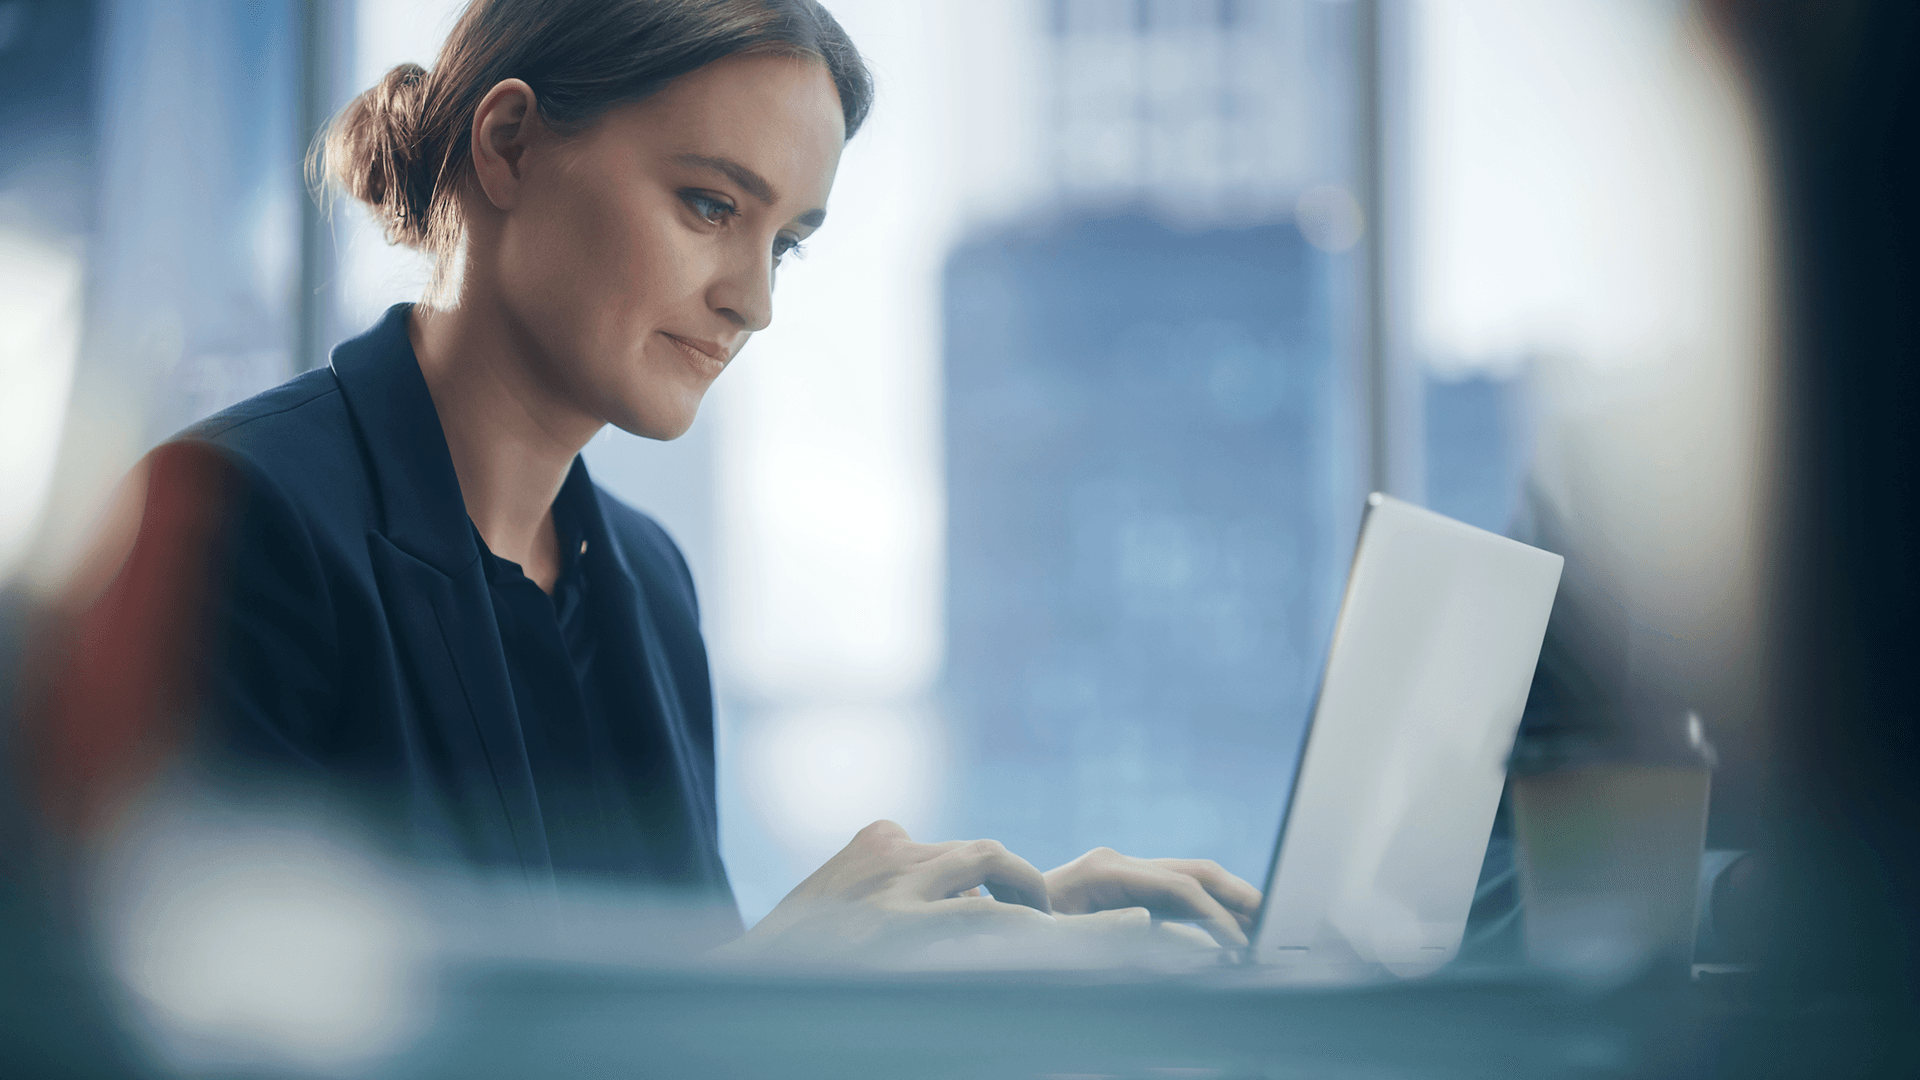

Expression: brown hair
xmin=315 ymin=0 xmax=872 ymax=254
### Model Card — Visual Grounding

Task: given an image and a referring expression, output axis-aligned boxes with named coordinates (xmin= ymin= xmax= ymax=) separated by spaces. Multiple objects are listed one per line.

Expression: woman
xmin=168 ymin=0 xmax=1258 ymax=959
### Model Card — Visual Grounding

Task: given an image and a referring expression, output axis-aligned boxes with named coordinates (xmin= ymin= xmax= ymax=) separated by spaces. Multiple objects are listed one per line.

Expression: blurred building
xmin=1047 ymin=0 xmax=1321 ymax=222
xmin=1423 ymin=373 xmax=1530 ymax=534
xmin=937 ymin=0 xmax=1374 ymax=879
xmin=942 ymin=215 xmax=1352 ymax=877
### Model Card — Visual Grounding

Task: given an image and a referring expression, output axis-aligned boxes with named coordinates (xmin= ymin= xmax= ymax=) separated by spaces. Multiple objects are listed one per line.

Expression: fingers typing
xmin=1153 ymin=857 xmax=1264 ymax=918
xmin=921 ymin=839 xmax=1052 ymax=914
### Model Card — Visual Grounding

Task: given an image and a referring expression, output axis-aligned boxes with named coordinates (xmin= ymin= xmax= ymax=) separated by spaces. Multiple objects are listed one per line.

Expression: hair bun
xmin=317 ymin=61 xmax=437 ymax=249
xmin=308 ymin=0 xmax=873 ymax=261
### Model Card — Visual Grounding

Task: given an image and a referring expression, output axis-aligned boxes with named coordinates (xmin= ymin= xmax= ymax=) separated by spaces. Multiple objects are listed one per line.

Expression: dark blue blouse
xmin=474 ymin=480 xmax=637 ymax=879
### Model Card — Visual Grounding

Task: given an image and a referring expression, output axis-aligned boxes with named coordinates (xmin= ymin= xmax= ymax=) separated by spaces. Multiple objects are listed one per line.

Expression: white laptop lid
xmin=1250 ymin=494 xmax=1563 ymax=976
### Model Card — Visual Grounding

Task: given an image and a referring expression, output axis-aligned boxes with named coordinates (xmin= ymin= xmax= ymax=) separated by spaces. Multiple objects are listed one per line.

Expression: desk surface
xmin=372 ymin=961 xmax=1911 ymax=1080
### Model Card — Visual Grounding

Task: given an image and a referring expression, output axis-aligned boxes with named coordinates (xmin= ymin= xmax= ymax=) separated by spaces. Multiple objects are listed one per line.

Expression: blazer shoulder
xmin=180 ymin=367 xmax=344 ymax=444
xmin=595 ymin=488 xmax=699 ymax=620
xmin=172 ymin=367 xmax=374 ymax=534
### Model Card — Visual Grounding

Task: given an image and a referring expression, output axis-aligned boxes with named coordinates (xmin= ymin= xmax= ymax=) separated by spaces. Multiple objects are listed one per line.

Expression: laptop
xmin=1241 ymin=494 xmax=1563 ymax=977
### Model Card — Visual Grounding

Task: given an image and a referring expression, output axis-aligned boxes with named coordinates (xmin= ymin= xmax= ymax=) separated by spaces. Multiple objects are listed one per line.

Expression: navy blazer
xmin=178 ymin=305 xmax=736 ymax=917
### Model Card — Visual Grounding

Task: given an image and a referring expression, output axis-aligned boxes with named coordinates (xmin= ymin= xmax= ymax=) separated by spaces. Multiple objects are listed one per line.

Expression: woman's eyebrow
xmin=674 ymin=152 xmax=826 ymax=227
xmin=675 ymin=153 xmax=777 ymax=204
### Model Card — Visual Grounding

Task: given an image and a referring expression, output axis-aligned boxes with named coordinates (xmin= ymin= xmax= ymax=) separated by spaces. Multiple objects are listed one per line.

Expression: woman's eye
xmin=683 ymin=192 xmax=735 ymax=226
xmin=773 ymin=235 xmax=806 ymax=267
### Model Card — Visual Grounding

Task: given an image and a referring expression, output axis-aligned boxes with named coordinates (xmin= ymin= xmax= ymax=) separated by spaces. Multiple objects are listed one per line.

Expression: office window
xmin=0 ymin=0 xmax=95 ymax=578
xmin=100 ymin=0 xmax=301 ymax=438
xmin=938 ymin=0 xmax=1366 ymax=883
xmin=1423 ymin=371 xmax=1531 ymax=535
xmin=9 ymin=0 xmax=305 ymax=581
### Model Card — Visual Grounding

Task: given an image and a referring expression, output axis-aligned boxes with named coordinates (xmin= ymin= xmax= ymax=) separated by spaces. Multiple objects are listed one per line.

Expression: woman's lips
xmin=661 ymin=332 xmax=728 ymax=374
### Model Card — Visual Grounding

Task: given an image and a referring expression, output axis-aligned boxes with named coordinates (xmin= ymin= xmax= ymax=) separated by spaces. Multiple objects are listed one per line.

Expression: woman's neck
xmin=407 ymin=300 xmax=601 ymax=592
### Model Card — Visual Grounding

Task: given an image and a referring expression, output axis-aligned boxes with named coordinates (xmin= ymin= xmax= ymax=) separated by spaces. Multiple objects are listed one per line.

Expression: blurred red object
xmin=16 ymin=441 xmax=240 ymax=837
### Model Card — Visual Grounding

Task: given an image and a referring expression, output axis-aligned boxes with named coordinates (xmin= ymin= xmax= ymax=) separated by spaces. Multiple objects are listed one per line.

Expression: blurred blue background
xmin=942 ymin=214 xmax=1354 ymax=875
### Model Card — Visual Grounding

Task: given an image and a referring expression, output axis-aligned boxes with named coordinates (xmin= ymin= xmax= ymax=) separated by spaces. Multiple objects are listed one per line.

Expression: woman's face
xmin=479 ymin=53 xmax=846 ymax=440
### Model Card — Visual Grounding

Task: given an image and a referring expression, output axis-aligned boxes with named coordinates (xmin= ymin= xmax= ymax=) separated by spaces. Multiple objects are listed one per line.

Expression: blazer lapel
xmin=366 ymin=535 xmax=554 ymax=882
xmin=329 ymin=305 xmax=554 ymax=885
xmin=569 ymin=463 xmax=729 ymax=892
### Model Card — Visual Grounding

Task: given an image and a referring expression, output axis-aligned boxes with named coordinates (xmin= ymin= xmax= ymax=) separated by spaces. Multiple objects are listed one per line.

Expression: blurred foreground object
xmin=1510 ymin=712 xmax=1716 ymax=982
xmin=4 ymin=441 xmax=240 ymax=1077
xmin=1716 ymin=0 xmax=1920 ymax=999
xmin=94 ymin=801 xmax=430 ymax=1076
xmin=21 ymin=442 xmax=238 ymax=834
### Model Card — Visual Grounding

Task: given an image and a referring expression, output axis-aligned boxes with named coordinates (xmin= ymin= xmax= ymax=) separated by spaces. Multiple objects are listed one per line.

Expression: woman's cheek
xmin=627 ymin=214 xmax=693 ymax=300
xmin=503 ymin=201 xmax=597 ymax=329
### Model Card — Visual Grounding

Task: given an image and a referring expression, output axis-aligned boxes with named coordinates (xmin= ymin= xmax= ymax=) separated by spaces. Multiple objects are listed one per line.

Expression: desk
xmin=378 ymin=962 xmax=1911 ymax=1079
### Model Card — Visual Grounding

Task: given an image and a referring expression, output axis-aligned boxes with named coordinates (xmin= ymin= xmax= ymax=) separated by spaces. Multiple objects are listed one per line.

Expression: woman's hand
xmin=719 ymin=820 xmax=1058 ymax=963
xmin=1043 ymin=848 xmax=1263 ymax=947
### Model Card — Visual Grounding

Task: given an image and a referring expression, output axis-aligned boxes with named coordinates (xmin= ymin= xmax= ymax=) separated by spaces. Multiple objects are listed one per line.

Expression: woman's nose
xmin=710 ymin=245 xmax=774 ymax=333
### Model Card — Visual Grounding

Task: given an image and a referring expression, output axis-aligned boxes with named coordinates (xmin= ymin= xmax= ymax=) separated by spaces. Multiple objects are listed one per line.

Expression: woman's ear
xmin=471 ymin=78 xmax=541 ymax=211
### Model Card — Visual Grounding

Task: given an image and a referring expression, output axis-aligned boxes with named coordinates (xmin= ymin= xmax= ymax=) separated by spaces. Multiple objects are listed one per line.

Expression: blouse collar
xmin=328 ymin=304 xmax=616 ymax=583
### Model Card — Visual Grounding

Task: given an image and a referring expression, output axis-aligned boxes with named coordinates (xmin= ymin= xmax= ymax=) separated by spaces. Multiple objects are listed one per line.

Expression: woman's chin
xmin=609 ymin=397 xmax=703 ymax=442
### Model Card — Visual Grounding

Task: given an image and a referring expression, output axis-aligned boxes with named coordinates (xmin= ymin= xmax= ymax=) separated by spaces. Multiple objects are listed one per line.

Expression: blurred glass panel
xmin=1423 ymin=371 xmax=1530 ymax=536
xmin=0 ymin=0 xmax=95 ymax=579
xmin=22 ymin=0 xmax=301 ymax=587
xmin=93 ymin=0 xmax=300 ymax=438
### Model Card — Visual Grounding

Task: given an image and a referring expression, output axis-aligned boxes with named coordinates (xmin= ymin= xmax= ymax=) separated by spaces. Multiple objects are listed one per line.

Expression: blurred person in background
xmin=61 ymin=0 xmax=1259 ymax=963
